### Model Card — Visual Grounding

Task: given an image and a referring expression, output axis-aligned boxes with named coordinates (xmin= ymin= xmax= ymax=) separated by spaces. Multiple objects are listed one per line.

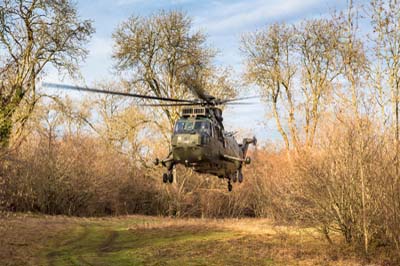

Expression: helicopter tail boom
xmin=240 ymin=137 xmax=257 ymax=157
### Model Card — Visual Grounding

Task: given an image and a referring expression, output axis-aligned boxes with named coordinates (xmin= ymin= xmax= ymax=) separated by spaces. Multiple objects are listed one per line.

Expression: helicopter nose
xmin=172 ymin=134 xmax=201 ymax=147
xmin=172 ymin=145 xmax=204 ymax=163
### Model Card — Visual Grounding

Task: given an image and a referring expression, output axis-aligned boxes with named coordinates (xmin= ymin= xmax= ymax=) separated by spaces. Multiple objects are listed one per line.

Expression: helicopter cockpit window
xmin=174 ymin=121 xmax=211 ymax=135
xmin=194 ymin=121 xmax=211 ymax=135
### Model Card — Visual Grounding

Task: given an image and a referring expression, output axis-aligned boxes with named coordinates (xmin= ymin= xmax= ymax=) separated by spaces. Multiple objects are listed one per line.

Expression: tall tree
xmin=112 ymin=10 xmax=235 ymax=130
xmin=296 ymin=19 xmax=342 ymax=147
xmin=242 ymin=23 xmax=297 ymax=150
xmin=337 ymin=0 xmax=369 ymax=254
xmin=370 ymin=0 xmax=400 ymax=167
xmin=242 ymin=19 xmax=342 ymax=149
xmin=370 ymin=0 xmax=400 ymax=250
xmin=0 ymin=0 xmax=94 ymax=148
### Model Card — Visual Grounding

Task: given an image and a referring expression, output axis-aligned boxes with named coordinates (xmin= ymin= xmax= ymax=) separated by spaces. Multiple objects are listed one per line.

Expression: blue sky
xmin=45 ymin=0 xmax=350 ymax=143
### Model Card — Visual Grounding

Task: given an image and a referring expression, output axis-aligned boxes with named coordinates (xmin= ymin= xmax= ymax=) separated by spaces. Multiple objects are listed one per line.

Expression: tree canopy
xmin=0 ymin=0 xmax=94 ymax=147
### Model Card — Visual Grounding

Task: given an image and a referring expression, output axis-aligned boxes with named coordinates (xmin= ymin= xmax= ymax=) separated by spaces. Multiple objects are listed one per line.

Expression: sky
xmin=45 ymin=0 xmax=350 ymax=143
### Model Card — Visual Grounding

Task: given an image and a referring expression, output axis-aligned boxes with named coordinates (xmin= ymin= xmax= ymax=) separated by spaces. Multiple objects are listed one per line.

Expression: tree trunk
xmin=0 ymin=108 xmax=14 ymax=148
xmin=272 ymin=101 xmax=290 ymax=150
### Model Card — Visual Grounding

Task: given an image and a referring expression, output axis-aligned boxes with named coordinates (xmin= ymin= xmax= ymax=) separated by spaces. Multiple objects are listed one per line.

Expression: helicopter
xmin=42 ymin=82 xmax=257 ymax=191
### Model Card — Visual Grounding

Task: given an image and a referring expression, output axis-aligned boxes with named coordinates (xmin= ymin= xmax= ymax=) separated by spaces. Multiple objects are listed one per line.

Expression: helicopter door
xmin=214 ymin=125 xmax=225 ymax=147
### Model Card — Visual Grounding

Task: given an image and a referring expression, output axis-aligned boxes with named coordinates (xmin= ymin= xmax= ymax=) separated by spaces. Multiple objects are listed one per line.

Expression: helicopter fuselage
xmin=171 ymin=117 xmax=243 ymax=177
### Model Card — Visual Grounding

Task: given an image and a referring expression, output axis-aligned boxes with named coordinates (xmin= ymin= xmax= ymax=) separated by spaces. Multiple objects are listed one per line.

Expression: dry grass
xmin=0 ymin=213 xmax=390 ymax=266
xmin=0 ymin=213 xmax=78 ymax=266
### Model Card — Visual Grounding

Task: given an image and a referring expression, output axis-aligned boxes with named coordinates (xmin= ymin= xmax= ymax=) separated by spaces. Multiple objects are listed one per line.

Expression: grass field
xmin=0 ymin=214 xmax=381 ymax=266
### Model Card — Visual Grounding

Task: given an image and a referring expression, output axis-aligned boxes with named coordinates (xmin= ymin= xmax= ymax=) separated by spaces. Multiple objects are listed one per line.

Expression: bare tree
xmin=370 ymin=0 xmax=400 ymax=168
xmin=296 ymin=19 xmax=342 ymax=147
xmin=0 ymin=0 xmax=94 ymax=148
xmin=88 ymin=82 xmax=152 ymax=165
xmin=336 ymin=1 xmax=369 ymax=254
xmin=242 ymin=23 xmax=297 ymax=150
xmin=369 ymin=0 xmax=400 ymax=252
xmin=242 ymin=19 xmax=342 ymax=149
xmin=112 ymin=10 xmax=235 ymax=131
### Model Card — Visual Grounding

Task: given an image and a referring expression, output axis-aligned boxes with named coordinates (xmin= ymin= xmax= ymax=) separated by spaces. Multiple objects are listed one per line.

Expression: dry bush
xmin=0 ymin=135 xmax=163 ymax=216
xmin=293 ymin=118 xmax=400 ymax=258
xmin=1 ymin=134 xmax=263 ymax=218
xmin=155 ymin=167 xmax=247 ymax=218
xmin=238 ymin=149 xmax=306 ymax=222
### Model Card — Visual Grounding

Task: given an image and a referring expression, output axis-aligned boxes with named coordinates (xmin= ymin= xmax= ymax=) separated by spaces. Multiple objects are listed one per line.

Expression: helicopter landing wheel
xmin=227 ymin=181 xmax=232 ymax=192
xmin=167 ymin=172 xmax=174 ymax=183
xmin=162 ymin=173 xmax=168 ymax=183
xmin=237 ymin=171 xmax=243 ymax=183
xmin=232 ymin=173 xmax=237 ymax=183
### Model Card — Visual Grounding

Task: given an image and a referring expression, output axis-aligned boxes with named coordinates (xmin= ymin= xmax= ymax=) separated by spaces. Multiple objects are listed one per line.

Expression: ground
xmin=0 ymin=213 xmax=384 ymax=266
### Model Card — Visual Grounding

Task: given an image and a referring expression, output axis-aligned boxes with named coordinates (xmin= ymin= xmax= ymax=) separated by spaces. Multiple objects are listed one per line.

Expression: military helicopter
xmin=42 ymin=82 xmax=257 ymax=191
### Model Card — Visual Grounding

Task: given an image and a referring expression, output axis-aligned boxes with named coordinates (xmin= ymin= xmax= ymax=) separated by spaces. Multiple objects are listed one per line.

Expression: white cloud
xmin=115 ymin=0 xmax=148 ymax=6
xmin=194 ymin=0 xmax=321 ymax=34
xmin=87 ymin=36 xmax=113 ymax=58
xmin=170 ymin=0 xmax=197 ymax=4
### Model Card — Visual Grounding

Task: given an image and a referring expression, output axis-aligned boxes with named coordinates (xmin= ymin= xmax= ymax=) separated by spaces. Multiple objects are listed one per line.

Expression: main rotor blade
xmin=42 ymin=82 xmax=197 ymax=103
xmin=141 ymin=103 xmax=201 ymax=107
xmin=224 ymin=102 xmax=256 ymax=105
xmin=141 ymin=102 xmax=255 ymax=107
xmin=217 ymin=95 xmax=260 ymax=104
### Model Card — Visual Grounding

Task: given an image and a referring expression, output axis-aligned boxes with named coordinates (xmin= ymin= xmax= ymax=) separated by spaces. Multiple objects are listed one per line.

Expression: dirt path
xmin=47 ymin=224 xmax=92 ymax=266
xmin=98 ymin=230 xmax=119 ymax=253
